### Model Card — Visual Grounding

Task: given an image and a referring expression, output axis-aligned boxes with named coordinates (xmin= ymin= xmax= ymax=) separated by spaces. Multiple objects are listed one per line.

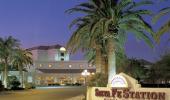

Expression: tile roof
xmin=27 ymin=44 xmax=63 ymax=50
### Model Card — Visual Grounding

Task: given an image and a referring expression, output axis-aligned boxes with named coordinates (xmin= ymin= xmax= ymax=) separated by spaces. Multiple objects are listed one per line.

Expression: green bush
xmin=7 ymin=76 xmax=22 ymax=90
xmin=88 ymin=73 xmax=108 ymax=87
xmin=25 ymin=83 xmax=36 ymax=89
xmin=0 ymin=80 xmax=4 ymax=91
xmin=7 ymin=76 xmax=18 ymax=88
xmin=11 ymin=80 xmax=21 ymax=90
xmin=73 ymin=83 xmax=82 ymax=86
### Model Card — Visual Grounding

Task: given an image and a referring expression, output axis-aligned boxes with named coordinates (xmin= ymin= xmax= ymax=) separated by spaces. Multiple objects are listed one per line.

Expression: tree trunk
xmin=19 ymin=66 xmax=24 ymax=88
xmin=107 ymin=38 xmax=116 ymax=85
xmin=101 ymin=56 xmax=108 ymax=74
xmin=95 ymin=45 xmax=102 ymax=73
xmin=101 ymin=57 xmax=105 ymax=74
xmin=3 ymin=59 xmax=8 ymax=88
xmin=104 ymin=57 xmax=108 ymax=74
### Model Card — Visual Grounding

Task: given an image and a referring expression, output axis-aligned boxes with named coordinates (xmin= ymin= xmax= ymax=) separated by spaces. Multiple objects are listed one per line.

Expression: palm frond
xmin=76 ymin=2 xmax=95 ymax=10
xmin=127 ymin=0 xmax=153 ymax=10
xmin=65 ymin=7 xmax=93 ymax=14
xmin=156 ymin=20 xmax=170 ymax=43
xmin=152 ymin=7 xmax=170 ymax=23
xmin=132 ymin=28 xmax=153 ymax=48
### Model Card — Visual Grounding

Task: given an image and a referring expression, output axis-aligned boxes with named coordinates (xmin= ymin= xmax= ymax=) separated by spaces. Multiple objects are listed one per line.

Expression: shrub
xmin=0 ymin=80 xmax=4 ymax=91
xmin=65 ymin=83 xmax=73 ymax=86
xmin=73 ymin=83 xmax=82 ymax=86
xmin=48 ymin=83 xmax=61 ymax=86
xmin=7 ymin=76 xmax=18 ymax=88
xmin=55 ymin=83 xmax=60 ymax=86
xmin=88 ymin=73 xmax=108 ymax=87
xmin=7 ymin=76 xmax=22 ymax=90
xmin=11 ymin=80 xmax=21 ymax=90
xmin=25 ymin=83 xmax=36 ymax=89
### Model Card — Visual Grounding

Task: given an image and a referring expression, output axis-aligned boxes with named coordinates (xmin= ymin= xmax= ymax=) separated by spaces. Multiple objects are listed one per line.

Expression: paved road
xmin=0 ymin=86 xmax=86 ymax=100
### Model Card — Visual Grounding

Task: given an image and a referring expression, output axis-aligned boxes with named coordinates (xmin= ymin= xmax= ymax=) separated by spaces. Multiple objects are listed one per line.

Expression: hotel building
xmin=27 ymin=44 xmax=96 ymax=86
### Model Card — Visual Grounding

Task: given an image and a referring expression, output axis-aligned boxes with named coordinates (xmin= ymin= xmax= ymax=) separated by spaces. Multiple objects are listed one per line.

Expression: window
xmin=61 ymin=58 xmax=64 ymax=61
xmin=80 ymin=64 xmax=83 ymax=68
xmin=37 ymin=77 xmax=41 ymax=80
xmin=39 ymin=64 xmax=42 ymax=67
xmin=46 ymin=77 xmax=50 ymax=80
xmin=60 ymin=53 xmax=64 ymax=56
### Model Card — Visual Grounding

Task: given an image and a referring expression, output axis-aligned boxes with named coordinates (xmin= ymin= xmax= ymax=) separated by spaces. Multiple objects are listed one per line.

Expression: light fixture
xmin=60 ymin=47 xmax=66 ymax=52
xmin=81 ymin=69 xmax=90 ymax=76
xmin=69 ymin=65 xmax=72 ymax=68
xmin=81 ymin=69 xmax=90 ymax=86
xmin=49 ymin=64 xmax=52 ymax=67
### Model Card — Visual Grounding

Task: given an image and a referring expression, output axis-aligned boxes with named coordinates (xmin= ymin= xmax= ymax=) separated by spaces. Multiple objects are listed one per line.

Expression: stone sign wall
xmin=87 ymin=73 xmax=170 ymax=100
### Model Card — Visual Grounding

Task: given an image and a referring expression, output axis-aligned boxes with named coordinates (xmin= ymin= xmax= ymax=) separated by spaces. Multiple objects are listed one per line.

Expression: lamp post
xmin=81 ymin=69 xmax=90 ymax=86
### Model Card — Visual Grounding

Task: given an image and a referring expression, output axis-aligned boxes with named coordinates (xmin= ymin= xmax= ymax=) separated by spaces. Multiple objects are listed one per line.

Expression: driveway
xmin=0 ymin=86 xmax=86 ymax=100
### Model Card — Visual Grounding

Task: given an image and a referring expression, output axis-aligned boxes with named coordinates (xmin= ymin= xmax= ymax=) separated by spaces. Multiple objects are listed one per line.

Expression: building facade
xmin=27 ymin=44 xmax=96 ymax=86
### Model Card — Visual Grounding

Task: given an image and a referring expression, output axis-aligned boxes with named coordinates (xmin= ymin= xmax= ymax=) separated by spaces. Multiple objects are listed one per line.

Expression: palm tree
xmin=0 ymin=36 xmax=20 ymax=88
xmin=153 ymin=7 xmax=170 ymax=42
xmin=12 ymin=49 xmax=33 ymax=88
xmin=0 ymin=63 xmax=4 ymax=81
xmin=66 ymin=23 xmax=105 ymax=73
xmin=67 ymin=0 xmax=154 ymax=84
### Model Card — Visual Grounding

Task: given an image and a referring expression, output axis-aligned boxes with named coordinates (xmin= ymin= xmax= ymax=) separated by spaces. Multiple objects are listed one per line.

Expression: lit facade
xmin=27 ymin=44 xmax=96 ymax=86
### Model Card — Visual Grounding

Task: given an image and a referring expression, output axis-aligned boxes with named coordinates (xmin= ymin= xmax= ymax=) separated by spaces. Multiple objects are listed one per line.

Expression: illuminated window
xmin=80 ymin=64 xmax=83 ymax=68
xmin=39 ymin=64 xmax=42 ymax=67
xmin=46 ymin=77 xmax=49 ymax=80
xmin=49 ymin=64 xmax=52 ymax=67
xmin=37 ymin=77 xmax=41 ymax=80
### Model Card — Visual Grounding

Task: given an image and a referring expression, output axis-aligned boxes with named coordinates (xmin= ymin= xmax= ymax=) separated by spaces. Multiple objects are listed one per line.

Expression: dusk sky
xmin=0 ymin=0 xmax=170 ymax=62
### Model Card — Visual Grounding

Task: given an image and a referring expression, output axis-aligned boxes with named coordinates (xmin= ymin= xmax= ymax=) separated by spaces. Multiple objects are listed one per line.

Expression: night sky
xmin=0 ymin=0 xmax=170 ymax=62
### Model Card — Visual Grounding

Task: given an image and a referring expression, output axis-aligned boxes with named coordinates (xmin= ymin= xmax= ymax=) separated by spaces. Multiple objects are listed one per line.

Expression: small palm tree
xmin=0 ymin=36 xmax=20 ymax=88
xmin=67 ymin=0 xmax=154 ymax=84
xmin=153 ymin=6 xmax=170 ymax=42
xmin=12 ymin=49 xmax=33 ymax=88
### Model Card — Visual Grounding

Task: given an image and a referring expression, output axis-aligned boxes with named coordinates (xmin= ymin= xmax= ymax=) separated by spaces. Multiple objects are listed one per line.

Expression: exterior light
xmin=60 ymin=47 xmax=66 ymax=52
xmin=81 ymin=69 xmax=90 ymax=76
xmin=69 ymin=65 xmax=72 ymax=68
xmin=91 ymin=72 xmax=95 ymax=75
xmin=49 ymin=64 xmax=52 ymax=67
xmin=81 ymin=69 xmax=90 ymax=86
